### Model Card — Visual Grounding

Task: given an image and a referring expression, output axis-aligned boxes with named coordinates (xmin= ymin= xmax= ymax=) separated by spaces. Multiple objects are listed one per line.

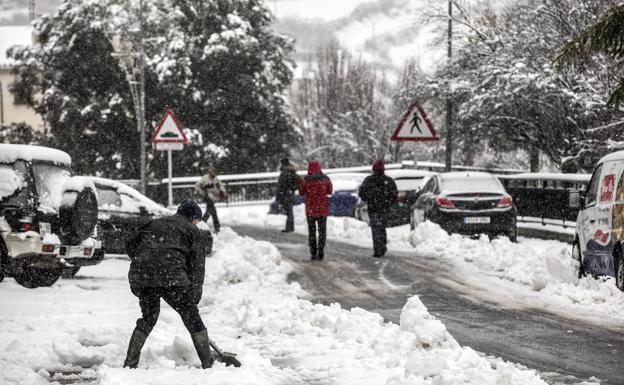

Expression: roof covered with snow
xmin=598 ymin=150 xmax=624 ymax=165
xmin=0 ymin=26 xmax=32 ymax=68
xmin=0 ymin=143 xmax=71 ymax=165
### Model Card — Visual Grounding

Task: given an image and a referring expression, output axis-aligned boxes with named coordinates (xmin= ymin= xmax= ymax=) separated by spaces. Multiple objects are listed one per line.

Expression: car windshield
xmin=0 ymin=161 xmax=31 ymax=206
xmin=395 ymin=178 xmax=424 ymax=191
xmin=441 ymin=176 xmax=503 ymax=193
xmin=32 ymin=163 xmax=72 ymax=209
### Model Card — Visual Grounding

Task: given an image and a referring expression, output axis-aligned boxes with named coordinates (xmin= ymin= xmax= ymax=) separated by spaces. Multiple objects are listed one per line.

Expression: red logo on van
xmin=593 ymin=229 xmax=610 ymax=244
xmin=600 ymin=174 xmax=615 ymax=203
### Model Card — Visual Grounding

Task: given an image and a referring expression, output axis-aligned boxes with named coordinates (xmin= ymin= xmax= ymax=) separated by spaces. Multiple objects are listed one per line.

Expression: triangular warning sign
xmin=151 ymin=109 xmax=188 ymax=144
xmin=391 ymin=101 xmax=438 ymax=141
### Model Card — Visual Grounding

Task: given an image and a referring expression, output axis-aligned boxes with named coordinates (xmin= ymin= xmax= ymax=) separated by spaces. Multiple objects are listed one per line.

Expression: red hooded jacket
xmin=299 ymin=161 xmax=333 ymax=217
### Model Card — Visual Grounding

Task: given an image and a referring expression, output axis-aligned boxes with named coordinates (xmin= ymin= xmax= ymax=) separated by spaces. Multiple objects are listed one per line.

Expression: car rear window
xmin=32 ymin=163 xmax=71 ymax=209
xmin=441 ymin=176 xmax=503 ymax=192
xmin=395 ymin=178 xmax=424 ymax=191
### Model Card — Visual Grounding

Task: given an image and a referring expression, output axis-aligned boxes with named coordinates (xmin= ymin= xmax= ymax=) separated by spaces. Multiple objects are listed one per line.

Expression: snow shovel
xmin=208 ymin=337 xmax=241 ymax=367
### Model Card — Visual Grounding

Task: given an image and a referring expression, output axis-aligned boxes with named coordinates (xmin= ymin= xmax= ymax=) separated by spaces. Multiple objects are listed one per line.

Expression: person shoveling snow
xmin=123 ymin=199 xmax=240 ymax=369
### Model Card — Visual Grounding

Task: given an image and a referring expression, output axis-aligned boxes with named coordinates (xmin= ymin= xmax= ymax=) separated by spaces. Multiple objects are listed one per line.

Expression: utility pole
xmin=29 ymin=0 xmax=35 ymax=22
xmin=138 ymin=0 xmax=147 ymax=193
xmin=444 ymin=0 xmax=453 ymax=171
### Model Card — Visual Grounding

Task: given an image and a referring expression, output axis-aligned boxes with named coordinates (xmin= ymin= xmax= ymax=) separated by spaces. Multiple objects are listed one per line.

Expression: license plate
xmin=464 ymin=217 xmax=490 ymax=224
xmin=60 ymin=245 xmax=85 ymax=258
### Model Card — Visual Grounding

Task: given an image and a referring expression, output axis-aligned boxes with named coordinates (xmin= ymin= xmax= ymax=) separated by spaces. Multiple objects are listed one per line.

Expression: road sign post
xmin=390 ymin=101 xmax=439 ymax=169
xmin=151 ymin=109 xmax=188 ymax=207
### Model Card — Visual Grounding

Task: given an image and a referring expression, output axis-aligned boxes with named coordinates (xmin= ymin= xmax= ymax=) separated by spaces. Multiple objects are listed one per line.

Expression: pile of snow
xmin=0 ymin=227 xmax=545 ymax=385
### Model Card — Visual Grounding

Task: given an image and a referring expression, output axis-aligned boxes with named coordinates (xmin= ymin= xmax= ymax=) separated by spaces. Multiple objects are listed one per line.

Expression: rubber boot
xmin=123 ymin=328 xmax=148 ymax=368
xmin=191 ymin=330 xmax=215 ymax=369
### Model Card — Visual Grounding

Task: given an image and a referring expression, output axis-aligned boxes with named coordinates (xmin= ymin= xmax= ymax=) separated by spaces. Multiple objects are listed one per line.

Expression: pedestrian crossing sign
xmin=391 ymin=101 xmax=438 ymax=141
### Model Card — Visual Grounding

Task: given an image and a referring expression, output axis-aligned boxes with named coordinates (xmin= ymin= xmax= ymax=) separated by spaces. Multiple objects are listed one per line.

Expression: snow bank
xmin=0 ymin=226 xmax=545 ymax=385
xmin=408 ymin=221 xmax=624 ymax=322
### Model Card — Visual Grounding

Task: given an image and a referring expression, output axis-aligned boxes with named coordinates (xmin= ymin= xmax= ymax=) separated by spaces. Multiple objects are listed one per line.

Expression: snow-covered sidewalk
xmin=219 ymin=204 xmax=624 ymax=330
xmin=0 ymin=226 xmax=545 ymax=385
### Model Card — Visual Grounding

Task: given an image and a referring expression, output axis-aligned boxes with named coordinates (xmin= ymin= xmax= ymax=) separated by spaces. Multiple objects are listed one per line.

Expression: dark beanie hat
xmin=177 ymin=199 xmax=202 ymax=220
xmin=372 ymin=159 xmax=385 ymax=172
xmin=280 ymin=157 xmax=290 ymax=166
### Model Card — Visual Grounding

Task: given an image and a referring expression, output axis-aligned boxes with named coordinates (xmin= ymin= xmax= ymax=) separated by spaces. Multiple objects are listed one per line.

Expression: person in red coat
xmin=299 ymin=161 xmax=333 ymax=260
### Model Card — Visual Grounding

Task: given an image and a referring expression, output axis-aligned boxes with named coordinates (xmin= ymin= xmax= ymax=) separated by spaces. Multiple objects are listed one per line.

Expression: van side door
xmin=578 ymin=163 xmax=602 ymax=269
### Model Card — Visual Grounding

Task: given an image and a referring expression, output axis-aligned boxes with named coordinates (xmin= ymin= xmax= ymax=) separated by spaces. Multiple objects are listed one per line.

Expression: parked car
xmin=269 ymin=172 xmax=368 ymax=217
xmin=410 ymin=171 xmax=517 ymax=241
xmin=355 ymin=169 xmax=435 ymax=226
xmin=0 ymin=144 xmax=103 ymax=288
xmin=569 ymin=151 xmax=624 ymax=290
xmin=89 ymin=177 xmax=174 ymax=255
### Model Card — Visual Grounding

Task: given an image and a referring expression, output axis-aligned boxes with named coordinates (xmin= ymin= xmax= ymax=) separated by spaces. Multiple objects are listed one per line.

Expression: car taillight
xmin=498 ymin=196 xmax=513 ymax=208
xmin=83 ymin=247 xmax=92 ymax=256
xmin=41 ymin=244 xmax=55 ymax=253
xmin=397 ymin=193 xmax=405 ymax=203
xmin=20 ymin=222 xmax=34 ymax=232
xmin=435 ymin=197 xmax=455 ymax=209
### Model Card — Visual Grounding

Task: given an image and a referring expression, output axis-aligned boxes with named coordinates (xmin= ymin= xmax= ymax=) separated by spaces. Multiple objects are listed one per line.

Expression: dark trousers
xmin=307 ymin=216 xmax=327 ymax=257
xmin=202 ymin=198 xmax=220 ymax=231
xmin=369 ymin=212 xmax=388 ymax=256
xmin=283 ymin=200 xmax=294 ymax=231
xmin=131 ymin=286 xmax=206 ymax=335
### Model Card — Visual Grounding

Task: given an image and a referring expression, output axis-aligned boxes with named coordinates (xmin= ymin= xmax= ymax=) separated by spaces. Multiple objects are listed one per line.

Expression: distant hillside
xmin=271 ymin=0 xmax=445 ymax=76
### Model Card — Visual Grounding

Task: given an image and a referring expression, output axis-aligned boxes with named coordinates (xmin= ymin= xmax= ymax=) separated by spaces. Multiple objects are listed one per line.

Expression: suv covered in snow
xmin=0 ymin=144 xmax=103 ymax=288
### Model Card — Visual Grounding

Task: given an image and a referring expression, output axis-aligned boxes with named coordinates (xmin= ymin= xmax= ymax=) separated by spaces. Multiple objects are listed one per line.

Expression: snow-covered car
xmin=355 ymin=169 xmax=435 ymax=226
xmin=90 ymin=177 xmax=174 ymax=254
xmin=0 ymin=144 xmax=103 ymax=288
xmin=410 ymin=171 xmax=517 ymax=241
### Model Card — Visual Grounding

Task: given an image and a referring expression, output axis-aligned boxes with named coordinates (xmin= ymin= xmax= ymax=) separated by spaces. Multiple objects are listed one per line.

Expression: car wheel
xmin=14 ymin=265 xmax=62 ymax=288
xmin=572 ymin=241 xmax=585 ymax=279
xmin=508 ymin=229 xmax=517 ymax=243
xmin=61 ymin=266 xmax=81 ymax=279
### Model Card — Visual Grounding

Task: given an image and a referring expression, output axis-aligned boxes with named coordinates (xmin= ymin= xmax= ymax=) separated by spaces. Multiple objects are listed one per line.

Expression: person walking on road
xmin=358 ymin=160 xmax=398 ymax=258
xmin=276 ymin=157 xmax=300 ymax=233
xmin=299 ymin=161 xmax=333 ymax=261
xmin=195 ymin=166 xmax=227 ymax=233
xmin=123 ymin=199 xmax=214 ymax=369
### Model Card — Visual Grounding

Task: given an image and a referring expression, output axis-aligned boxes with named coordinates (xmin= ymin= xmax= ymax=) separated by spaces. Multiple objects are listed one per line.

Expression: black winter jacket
xmin=276 ymin=166 xmax=300 ymax=204
xmin=358 ymin=172 xmax=398 ymax=214
xmin=125 ymin=214 xmax=211 ymax=302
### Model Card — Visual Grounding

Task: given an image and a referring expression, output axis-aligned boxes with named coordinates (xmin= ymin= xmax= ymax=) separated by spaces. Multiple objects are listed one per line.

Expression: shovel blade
xmin=210 ymin=351 xmax=241 ymax=367
xmin=218 ymin=352 xmax=241 ymax=367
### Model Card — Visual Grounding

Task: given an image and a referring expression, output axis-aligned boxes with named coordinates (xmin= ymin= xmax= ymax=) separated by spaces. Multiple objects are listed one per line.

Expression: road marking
xmin=379 ymin=260 xmax=399 ymax=290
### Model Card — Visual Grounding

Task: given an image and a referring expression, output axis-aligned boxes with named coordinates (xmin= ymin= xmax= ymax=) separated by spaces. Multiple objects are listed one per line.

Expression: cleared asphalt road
xmin=232 ymin=225 xmax=624 ymax=385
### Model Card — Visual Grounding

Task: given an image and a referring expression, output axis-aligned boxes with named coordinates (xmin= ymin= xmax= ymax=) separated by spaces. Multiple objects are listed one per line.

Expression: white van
xmin=571 ymin=151 xmax=624 ymax=290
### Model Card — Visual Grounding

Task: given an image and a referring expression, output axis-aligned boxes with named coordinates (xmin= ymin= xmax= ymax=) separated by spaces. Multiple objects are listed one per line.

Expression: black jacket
xmin=125 ymin=214 xmax=211 ymax=302
xmin=358 ymin=172 xmax=398 ymax=214
xmin=276 ymin=166 xmax=300 ymax=204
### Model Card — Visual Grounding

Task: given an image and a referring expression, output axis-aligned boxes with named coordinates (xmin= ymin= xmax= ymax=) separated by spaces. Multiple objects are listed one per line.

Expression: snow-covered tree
xmin=292 ymin=40 xmax=393 ymax=167
xmin=9 ymin=0 xmax=296 ymax=178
